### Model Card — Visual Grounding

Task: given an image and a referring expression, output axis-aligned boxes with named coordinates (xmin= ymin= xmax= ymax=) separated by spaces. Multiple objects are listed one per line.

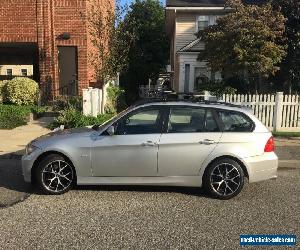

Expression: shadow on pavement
xmin=76 ymin=185 xmax=210 ymax=199
xmin=0 ymin=150 xmax=34 ymax=194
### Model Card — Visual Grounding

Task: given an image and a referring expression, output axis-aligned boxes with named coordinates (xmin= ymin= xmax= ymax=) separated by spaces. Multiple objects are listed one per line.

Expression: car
xmin=22 ymin=100 xmax=278 ymax=199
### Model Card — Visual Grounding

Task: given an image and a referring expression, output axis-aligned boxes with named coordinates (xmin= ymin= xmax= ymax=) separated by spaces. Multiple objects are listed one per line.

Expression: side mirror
xmin=106 ymin=126 xmax=115 ymax=136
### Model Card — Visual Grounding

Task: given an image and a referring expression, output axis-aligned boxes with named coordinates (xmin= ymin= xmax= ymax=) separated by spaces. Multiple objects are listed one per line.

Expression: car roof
xmin=133 ymin=100 xmax=253 ymax=114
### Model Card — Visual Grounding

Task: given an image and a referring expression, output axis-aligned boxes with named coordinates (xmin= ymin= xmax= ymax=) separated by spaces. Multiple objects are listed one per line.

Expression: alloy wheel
xmin=42 ymin=160 xmax=74 ymax=193
xmin=210 ymin=163 xmax=241 ymax=197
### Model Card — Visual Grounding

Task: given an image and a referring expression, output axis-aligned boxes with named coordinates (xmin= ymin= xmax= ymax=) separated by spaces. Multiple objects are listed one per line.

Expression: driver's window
xmin=114 ymin=107 xmax=162 ymax=135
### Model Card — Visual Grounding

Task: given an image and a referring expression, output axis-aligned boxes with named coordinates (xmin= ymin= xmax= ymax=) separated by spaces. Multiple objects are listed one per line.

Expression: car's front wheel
xmin=203 ymin=158 xmax=245 ymax=199
xmin=35 ymin=154 xmax=75 ymax=195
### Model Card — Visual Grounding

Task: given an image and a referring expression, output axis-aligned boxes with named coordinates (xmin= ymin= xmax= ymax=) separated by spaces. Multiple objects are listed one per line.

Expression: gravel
xmin=0 ymin=168 xmax=299 ymax=249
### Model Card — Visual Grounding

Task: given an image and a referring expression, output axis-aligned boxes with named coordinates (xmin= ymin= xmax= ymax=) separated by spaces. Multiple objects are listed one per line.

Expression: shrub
xmin=49 ymin=107 xmax=114 ymax=129
xmin=6 ymin=77 xmax=39 ymax=105
xmin=51 ymin=96 xmax=83 ymax=112
xmin=0 ymin=80 xmax=8 ymax=103
xmin=195 ymin=80 xmax=237 ymax=97
xmin=105 ymin=85 xmax=127 ymax=114
xmin=0 ymin=104 xmax=49 ymax=129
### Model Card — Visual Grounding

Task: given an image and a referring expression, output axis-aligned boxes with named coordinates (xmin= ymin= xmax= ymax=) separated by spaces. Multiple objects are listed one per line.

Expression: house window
xmin=6 ymin=69 xmax=12 ymax=76
xmin=196 ymin=16 xmax=218 ymax=32
xmin=21 ymin=69 xmax=28 ymax=76
xmin=194 ymin=67 xmax=211 ymax=91
xmin=197 ymin=16 xmax=209 ymax=31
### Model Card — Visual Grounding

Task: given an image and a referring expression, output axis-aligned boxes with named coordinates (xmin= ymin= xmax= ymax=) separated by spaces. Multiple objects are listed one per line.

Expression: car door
xmin=158 ymin=106 xmax=222 ymax=176
xmin=91 ymin=105 xmax=164 ymax=176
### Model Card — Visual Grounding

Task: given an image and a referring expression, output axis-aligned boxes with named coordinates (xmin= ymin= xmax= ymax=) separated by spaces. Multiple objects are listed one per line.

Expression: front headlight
xmin=25 ymin=144 xmax=40 ymax=155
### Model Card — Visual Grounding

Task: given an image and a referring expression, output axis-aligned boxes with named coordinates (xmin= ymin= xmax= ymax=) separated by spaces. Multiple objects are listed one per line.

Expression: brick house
xmin=0 ymin=0 xmax=113 ymax=99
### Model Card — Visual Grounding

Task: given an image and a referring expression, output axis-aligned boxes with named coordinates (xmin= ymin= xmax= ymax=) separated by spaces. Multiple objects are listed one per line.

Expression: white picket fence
xmin=82 ymin=86 xmax=108 ymax=117
xmin=221 ymin=92 xmax=300 ymax=132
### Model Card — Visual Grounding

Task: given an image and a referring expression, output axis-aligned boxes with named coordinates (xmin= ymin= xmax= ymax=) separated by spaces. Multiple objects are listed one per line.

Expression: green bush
xmin=49 ymin=107 xmax=114 ymax=129
xmin=195 ymin=80 xmax=237 ymax=97
xmin=105 ymin=85 xmax=127 ymax=114
xmin=6 ymin=77 xmax=39 ymax=105
xmin=0 ymin=104 xmax=49 ymax=129
xmin=0 ymin=80 xmax=8 ymax=103
xmin=51 ymin=96 xmax=83 ymax=112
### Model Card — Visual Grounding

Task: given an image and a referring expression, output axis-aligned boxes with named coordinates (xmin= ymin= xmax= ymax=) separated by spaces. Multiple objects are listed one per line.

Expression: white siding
xmin=175 ymin=13 xmax=221 ymax=52
xmin=175 ymin=15 xmax=198 ymax=52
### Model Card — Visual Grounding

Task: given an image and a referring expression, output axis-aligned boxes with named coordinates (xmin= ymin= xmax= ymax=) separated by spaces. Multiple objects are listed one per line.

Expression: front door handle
xmin=199 ymin=139 xmax=215 ymax=145
xmin=141 ymin=141 xmax=157 ymax=147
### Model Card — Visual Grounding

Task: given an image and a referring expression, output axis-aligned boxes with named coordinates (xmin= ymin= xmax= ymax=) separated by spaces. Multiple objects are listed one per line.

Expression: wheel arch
xmin=31 ymin=150 xmax=77 ymax=184
xmin=202 ymin=155 xmax=249 ymax=183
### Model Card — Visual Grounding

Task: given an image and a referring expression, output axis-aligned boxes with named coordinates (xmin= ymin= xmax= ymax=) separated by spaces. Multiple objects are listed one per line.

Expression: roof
xmin=166 ymin=0 xmax=268 ymax=7
xmin=178 ymin=38 xmax=201 ymax=52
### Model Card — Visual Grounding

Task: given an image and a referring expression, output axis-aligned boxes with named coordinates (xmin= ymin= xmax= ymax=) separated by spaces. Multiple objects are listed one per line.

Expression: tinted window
xmin=115 ymin=107 xmax=162 ymax=135
xmin=217 ymin=110 xmax=254 ymax=132
xmin=168 ymin=107 xmax=219 ymax=133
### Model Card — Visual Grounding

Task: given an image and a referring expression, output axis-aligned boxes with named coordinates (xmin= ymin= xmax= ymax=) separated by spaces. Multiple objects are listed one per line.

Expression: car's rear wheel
xmin=35 ymin=154 xmax=75 ymax=195
xmin=203 ymin=158 xmax=244 ymax=199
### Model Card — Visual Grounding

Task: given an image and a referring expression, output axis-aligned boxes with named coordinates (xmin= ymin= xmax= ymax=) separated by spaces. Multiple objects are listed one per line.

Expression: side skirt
xmin=77 ymin=176 xmax=202 ymax=187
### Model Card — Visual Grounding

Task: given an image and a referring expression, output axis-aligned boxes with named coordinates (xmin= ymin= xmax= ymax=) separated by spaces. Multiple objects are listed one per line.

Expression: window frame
xmin=214 ymin=108 xmax=255 ymax=133
xmin=6 ymin=69 xmax=12 ymax=76
xmin=109 ymin=105 xmax=167 ymax=135
xmin=196 ymin=16 xmax=210 ymax=32
xmin=21 ymin=69 xmax=28 ymax=76
xmin=164 ymin=105 xmax=221 ymax=133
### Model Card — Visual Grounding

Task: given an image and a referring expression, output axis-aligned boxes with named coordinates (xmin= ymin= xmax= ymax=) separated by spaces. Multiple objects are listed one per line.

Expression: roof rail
xmin=134 ymin=92 xmax=245 ymax=109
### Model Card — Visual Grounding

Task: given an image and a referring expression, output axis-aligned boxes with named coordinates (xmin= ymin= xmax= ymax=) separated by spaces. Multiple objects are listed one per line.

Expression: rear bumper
xmin=243 ymin=152 xmax=278 ymax=183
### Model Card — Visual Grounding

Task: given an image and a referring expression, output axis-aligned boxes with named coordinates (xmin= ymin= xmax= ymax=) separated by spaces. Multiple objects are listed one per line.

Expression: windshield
xmin=92 ymin=106 xmax=133 ymax=130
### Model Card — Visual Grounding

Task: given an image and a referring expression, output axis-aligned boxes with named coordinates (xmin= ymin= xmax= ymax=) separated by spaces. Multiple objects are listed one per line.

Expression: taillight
xmin=264 ymin=136 xmax=275 ymax=152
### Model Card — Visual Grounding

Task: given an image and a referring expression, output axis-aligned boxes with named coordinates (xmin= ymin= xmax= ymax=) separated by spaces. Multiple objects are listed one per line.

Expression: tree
xmin=197 ymin=0 xmax=286 ymax=93
xmin=88 ymin=0 xmax=134 ymax=83
xmin=272 ymin=0 xmax=300 ymax=93
xmin=118 ymin=0 xmax=170 ymax=103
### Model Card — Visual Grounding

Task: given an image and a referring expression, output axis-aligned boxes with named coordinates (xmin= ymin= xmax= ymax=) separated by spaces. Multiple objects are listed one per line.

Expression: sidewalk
xmin=0 ymin=117 xmax=53 ymax=207
xmin=0 ymin=117 xmax=53 ymax=156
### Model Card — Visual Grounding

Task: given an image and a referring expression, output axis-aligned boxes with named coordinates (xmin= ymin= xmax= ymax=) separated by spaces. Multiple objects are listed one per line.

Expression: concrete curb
xmin=278 ymin=160 xmax=300 ymax=169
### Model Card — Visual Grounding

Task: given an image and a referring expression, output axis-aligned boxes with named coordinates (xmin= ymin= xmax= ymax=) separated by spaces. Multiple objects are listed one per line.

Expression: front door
xmin=158 ymin=106 xmax=222 ymax=176
xmin=58 ymin=46 xmax=78 ymax=95
xmin=91 ymin=106 xmax=164 ymax=176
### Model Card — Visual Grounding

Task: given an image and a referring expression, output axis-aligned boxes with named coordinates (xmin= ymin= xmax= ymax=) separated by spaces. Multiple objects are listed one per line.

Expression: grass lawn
xmin=273 ymin=131 xmax=300 ymax=138
xmin=0 ymin=104 xmax=46 ymax=129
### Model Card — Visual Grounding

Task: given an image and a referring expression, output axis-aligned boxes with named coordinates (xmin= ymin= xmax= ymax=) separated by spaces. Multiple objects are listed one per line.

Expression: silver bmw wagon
xmin=22 ymin=101 xmax=278 ymax=199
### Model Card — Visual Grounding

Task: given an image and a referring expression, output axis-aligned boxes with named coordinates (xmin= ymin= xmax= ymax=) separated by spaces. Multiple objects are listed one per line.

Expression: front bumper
xmin=22 ymin=151 xmax=41 ymax=183
xmin=243 ymin=152 xmax=278 ymax=183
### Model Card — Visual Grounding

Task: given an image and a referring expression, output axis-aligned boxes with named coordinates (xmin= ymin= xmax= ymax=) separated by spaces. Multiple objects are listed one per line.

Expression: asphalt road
xmin=0 ymin=165 xmax=299 ymax=249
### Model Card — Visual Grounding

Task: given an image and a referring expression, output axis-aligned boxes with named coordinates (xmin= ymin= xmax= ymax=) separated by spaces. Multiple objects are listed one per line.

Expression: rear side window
xmin=168 ymin=107 xmax=219 ymax=133
xmin=217 ymin=110 xmax=254 ymax=132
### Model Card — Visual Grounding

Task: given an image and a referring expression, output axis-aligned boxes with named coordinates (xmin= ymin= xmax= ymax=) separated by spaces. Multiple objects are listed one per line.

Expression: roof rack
xmin=133 ymin=92 xmax=245 ymax=109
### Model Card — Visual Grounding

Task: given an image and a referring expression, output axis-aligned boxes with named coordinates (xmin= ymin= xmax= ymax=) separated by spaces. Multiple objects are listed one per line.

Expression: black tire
xmin=35 ymin=154 xmax=75 ymax=195
xmin=203 ymin=158 xmax=245 ymax=200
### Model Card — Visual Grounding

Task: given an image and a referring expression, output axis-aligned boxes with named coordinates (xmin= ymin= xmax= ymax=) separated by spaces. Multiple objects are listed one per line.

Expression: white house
xmin=165 ymin=0 xmax=266 ymax=94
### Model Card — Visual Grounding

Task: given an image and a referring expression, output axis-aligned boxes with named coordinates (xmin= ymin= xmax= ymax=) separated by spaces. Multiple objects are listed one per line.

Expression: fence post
xmin=204 ymin=91 xmax=210 ymax=101
xmin=274 ymin=92 xmax=283 ymax=132
xmin=91 ymin=88 xmax=99 ymax=117
xmin=82 ymin=88 xmax=92 ymax=116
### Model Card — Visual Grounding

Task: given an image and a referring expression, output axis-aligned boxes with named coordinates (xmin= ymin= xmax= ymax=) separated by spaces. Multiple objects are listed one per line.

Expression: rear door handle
xmin=141 ymin=141 xmax=157 ymax=147
xmin=199 ymin=139 xmax=215 ymax=145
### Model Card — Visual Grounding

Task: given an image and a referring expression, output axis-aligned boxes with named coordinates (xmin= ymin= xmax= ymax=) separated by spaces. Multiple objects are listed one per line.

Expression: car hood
xmin=31 ymin=127 xmax=94 ymax=145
